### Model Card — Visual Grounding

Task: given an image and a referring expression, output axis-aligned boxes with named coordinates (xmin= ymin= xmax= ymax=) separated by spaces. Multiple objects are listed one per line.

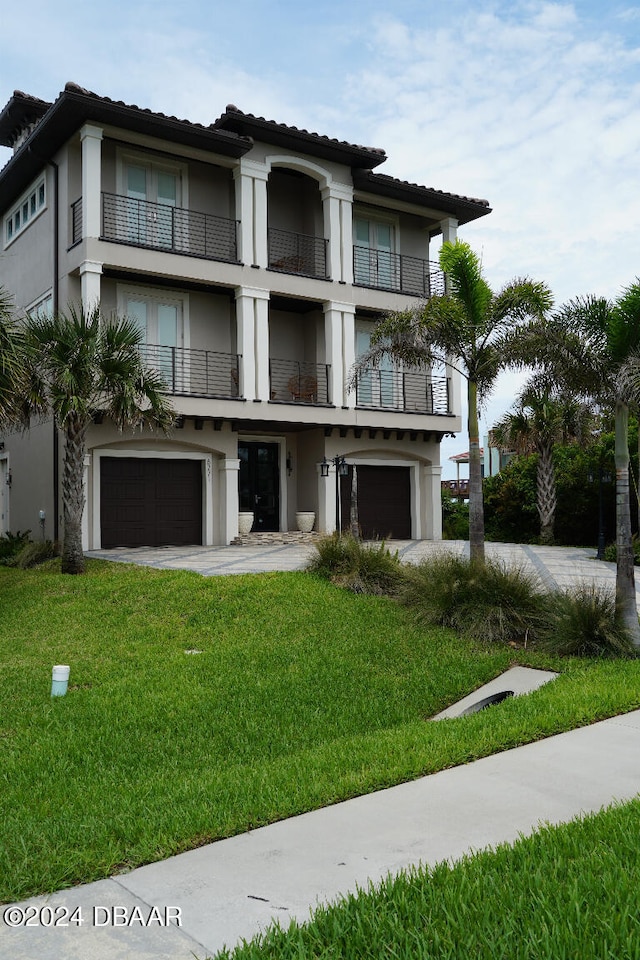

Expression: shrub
xmin=400 ymin=552 xmax=547 ymax=645
xmin=542 ymin=584 xmax=636 ymax=658
xmin=306 ymin=533 xmax=404 ymax=595
xmin=0 ymin=530 xmax=31 ymax=563
xmin=8 ymin=539 xmax=60 ymax=569
xmin=441 ymin=489 xmax=469 ymax=540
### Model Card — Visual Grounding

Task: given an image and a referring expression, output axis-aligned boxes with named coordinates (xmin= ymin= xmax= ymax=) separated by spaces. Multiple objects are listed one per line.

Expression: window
xmin=355 ymin=323 xmax=397 ymax=408
xmin=116 ymin=151 xmax=186 ymax=251
xmin=117 ymin=285 xmax=189 ymax=391
xmin=4 ymin=176 xmax=46 ymax=247
xmin=26 ymin=291 xmax=53 ymax=319
xmin=353 ymin=215 xmax=398 ymax=290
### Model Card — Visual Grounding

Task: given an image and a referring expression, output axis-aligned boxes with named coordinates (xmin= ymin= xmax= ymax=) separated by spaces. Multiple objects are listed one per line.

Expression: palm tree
xmin=491 ymin=380 xmax=592 ymax=544
xmin=521 ymin=285 xmax=640 ymax=647
xmin=352 ymin=240 xmax=552 ymax=562
xmin=0 ymin=287 xmax=25 ymax=427
xmin=22 ymin=304 xmax=175 ymax=574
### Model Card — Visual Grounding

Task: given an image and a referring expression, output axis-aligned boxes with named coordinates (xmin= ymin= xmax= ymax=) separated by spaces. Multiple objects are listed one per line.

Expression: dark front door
xmin=238 ymin=442 xmax=280 ymax=532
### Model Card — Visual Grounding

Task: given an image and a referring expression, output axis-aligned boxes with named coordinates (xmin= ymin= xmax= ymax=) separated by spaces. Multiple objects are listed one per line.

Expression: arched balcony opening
xmin=267 ymin=168 xmax=328 ymax=279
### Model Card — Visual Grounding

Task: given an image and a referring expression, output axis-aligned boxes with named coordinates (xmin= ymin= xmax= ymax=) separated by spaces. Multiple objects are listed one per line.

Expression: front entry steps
xmin=231 ymin=531 xmax=323 ymax=546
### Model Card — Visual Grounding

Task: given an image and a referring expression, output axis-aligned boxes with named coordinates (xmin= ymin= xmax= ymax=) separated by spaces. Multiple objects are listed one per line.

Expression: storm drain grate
xmin=458 ymin=690 xmax=514 ymax=717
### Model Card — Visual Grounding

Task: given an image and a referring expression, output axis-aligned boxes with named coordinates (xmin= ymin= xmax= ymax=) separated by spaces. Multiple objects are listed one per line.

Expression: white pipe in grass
xmin=51 ymin=665 xmax=70 ymax=697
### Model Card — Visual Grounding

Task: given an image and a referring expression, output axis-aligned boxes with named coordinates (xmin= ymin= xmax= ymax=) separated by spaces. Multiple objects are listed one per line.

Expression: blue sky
xmin=2 ymin=0 xmax=640 ymax=475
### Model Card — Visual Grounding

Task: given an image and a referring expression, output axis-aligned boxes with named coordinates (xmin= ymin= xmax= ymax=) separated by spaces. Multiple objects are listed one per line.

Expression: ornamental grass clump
xmin=0 ymin=530 xmax=30 ymax=563
xmin=401 ymin=552 xmax=547 ymax=646
xmin=306 ymin=533 xmax=404 ymax=595
xmin=7 ymin=539 xmax=59 ymax=569
xmin=542 ymin=583 xmax=636 ymax=658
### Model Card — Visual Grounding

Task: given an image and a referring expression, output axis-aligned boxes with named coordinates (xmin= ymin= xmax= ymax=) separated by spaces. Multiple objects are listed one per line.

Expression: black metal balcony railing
xmin=353 ymin=246 xmax=446 ymax=298
xmin=137 ymin=345 xmax=240 ymax=399
xmin=80 ymin=193 xmax=240 ymax=262
xmin=355 ymin=370 xmax=450 ymax=415
xmin=71 ymin=197 xmax=82 ymax=246
xmin=268 ymin=228 xmax=328 ymax=279
xmin=269 ymin=358 xmax=330 ymax=404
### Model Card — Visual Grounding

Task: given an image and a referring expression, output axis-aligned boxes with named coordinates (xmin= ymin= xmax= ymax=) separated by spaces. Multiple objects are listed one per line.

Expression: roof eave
xmin=0 ymin=85 xmax=253 ymax=208
xmin=353 ymin=170 xmax=491 ymax=225
xmin=214 ymin=107 xmax=387 ymax=169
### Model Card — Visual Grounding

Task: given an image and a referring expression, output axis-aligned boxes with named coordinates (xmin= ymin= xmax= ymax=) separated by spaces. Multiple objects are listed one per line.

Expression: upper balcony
xmin=71 ymin=194 xmax=240 ymax=264
xmin=137 ymin=344 xmax=240 ymax=399
xmin=267 ymin=227 xmax=328 ymax=280
xmin=353 ymin=246 xmax=445 ymax=298
xmin=355 ymin=369 xmax=450 ymax=416
xmin=269 ymin=358 xmax=330 ymax=404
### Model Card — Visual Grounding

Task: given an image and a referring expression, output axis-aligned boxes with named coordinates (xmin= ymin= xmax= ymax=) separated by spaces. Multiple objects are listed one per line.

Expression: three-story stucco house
xmin=0 ymin=82 xmax=490 ymax=549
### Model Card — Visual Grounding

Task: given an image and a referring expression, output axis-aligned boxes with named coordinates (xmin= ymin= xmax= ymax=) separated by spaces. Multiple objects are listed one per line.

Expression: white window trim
xmin=116 ymin=283 xmax=190 ymax=351
xmin=26 ymin=289 xmax=53 ymax=319
xmin=116 ymin=148 xmax=189 ymax=208
xmin=3 ymin=175 xmax=47 ymax=248
xmin=353 ymin=207 xmax=399 ymax=248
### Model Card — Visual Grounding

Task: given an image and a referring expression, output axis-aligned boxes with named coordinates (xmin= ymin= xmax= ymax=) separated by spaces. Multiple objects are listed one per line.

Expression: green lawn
xmin=215 ymin=798 xmax=640 ymax=959
xmin=2 ymin=559 xmax=640 ymax=903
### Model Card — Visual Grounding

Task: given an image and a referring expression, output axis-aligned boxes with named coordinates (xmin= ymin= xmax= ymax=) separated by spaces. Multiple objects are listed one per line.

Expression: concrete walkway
xmin=4 ymin=711 xmax=640 ymax=960
xmin=86 ymin=539 xmax=637 ymax=597
xmin=4 ymin=541 xmax=639 ymax=959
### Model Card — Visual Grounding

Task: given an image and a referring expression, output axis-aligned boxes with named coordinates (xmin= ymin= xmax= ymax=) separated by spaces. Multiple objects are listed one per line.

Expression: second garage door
xmin=101 ymin=457 xmax=202 ymax=548
xmin=340 ymin=465 xmax=411 ymax=539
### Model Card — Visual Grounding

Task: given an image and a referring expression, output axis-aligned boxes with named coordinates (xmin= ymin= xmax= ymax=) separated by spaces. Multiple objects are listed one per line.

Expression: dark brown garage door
xmin=340 ymin=465 xmax=411 ymax=539
xmin=101 ymin=458 xmax=202 ymax=548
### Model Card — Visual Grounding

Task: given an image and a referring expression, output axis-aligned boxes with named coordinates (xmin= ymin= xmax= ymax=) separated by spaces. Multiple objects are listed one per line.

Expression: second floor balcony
xmin=269 ymin=358 xmax=330 ymax=404
xmin=70 ymin=194 xmax=240 ymax=263
xmin=355 ymin=369 xmax=450 ymax=415
xmin=138 ymin=345 xmax=240 ymax=399
xmin=354 ymin=246 xmax=445 ymax=298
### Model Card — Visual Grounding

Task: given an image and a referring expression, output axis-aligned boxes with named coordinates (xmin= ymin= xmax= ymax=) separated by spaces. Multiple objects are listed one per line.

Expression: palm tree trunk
xmin=467 ymin=378 xmax=485 ymax=563
xmin=614 ymin=401 xmax=640 ymax=647
xmin=536 ymin=442 xmax=557 ymax=545
xmin=61 ymin=414 xmax=88 ymax=575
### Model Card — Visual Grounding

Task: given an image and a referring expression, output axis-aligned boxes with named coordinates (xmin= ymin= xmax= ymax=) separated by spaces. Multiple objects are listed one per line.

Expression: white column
xmin=440 ymin=216 xmax=460 ymax=417
xmin=235 ymin=286 xmax=270 ymax=402
xmin=254 ymin=293 xmax=270 ymax=401
xmin=323 ymin=302 xmax=343 ymax=407
xmin=233 ymin=159 xmax=269 ymax=267
xmin=424 ymin=463 xmax=443 ymax=540
xmin=80 ymin=260 xmax=102 ymax=313
xmin=448 ymin=362 xmax=462 ymax=420
xmin=80 ymin=124 xmax=103 ymax=240
xmin=342 ymin=304 xmax=356 ymax=408
xmin=440 ymin=217 xmax=458 ymax=245
xmin=317 ymin=461 xmax=335 ymax=534
xmin=218 ymin=458 xmax=240 ymax=545
xmin=323 ymin=301 xmax=356 ymax=408
xmin=321 ymin=182 xmax=353 ymax=283
xmin=82 ymin=454 xmax=90 ymax=550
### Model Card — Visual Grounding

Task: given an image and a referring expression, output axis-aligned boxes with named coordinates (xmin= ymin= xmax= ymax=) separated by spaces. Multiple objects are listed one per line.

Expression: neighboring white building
xmin=0 ymin=83 xmax=491 ymax=548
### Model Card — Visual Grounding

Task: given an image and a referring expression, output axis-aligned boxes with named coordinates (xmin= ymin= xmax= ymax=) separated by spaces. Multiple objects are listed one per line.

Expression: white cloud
xmin=2 ymin=0 xmax=640 ymax=475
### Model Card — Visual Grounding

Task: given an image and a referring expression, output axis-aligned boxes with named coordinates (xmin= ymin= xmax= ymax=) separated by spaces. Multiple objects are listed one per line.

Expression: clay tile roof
xmin=214 ymin=104 xmax=387 ymax=169
xmin=352 ymin=170 xmax=491 ymax=225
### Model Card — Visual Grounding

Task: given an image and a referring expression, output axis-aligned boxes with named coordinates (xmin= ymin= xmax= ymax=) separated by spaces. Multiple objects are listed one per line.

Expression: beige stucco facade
xmin=0 ymin=85 xmax=491 ymax=548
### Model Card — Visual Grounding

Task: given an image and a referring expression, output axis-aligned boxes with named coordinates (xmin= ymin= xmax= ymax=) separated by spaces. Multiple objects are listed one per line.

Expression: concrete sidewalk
xmin=4 ymin=710 xmax=640 ymax=960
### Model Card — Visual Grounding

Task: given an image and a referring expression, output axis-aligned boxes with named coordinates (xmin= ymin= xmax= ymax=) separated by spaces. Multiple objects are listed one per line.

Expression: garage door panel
xmin=341 ymin=465 xmax=411 ymax=540
xmin=101 ymin=457 xmax=202 ymax=548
